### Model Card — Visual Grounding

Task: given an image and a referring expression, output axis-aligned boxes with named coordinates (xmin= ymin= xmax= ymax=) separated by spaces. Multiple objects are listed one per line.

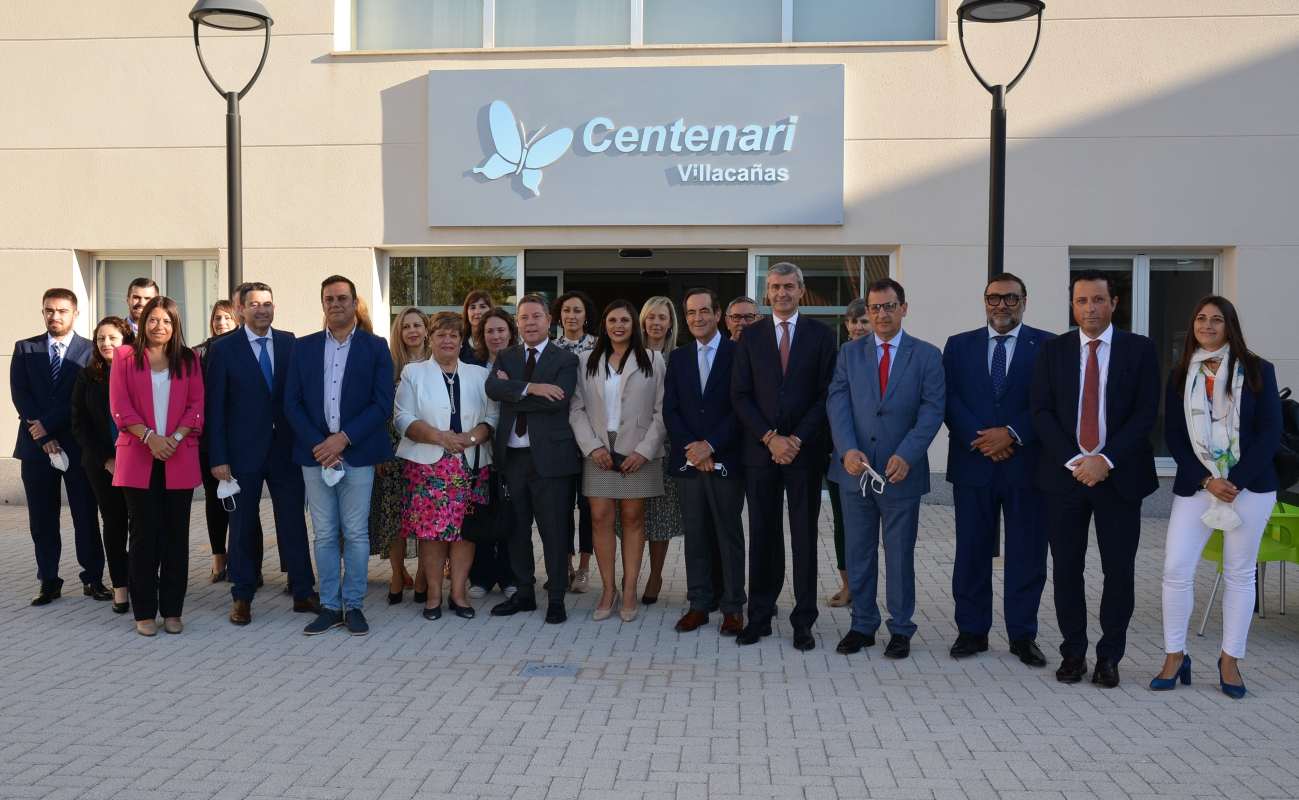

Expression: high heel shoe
xmin=387 ymin=587 xmax=404 ymax=605
xmin=413 ymin=590 xmax=428 ymax=604
xmin=421 ymin=602 xmax=442 ymax=621
xmin=1218 ymin=657 xmax=1247 ymax=699
xmin=447 ymin=598 xmax=475 ymax=619
xmin=1149 ymin=653 xmax=1192 ymax=691
xmin=592 ymin=591 xmax=619 ymax=621
xmin=640 ymin=574 xmax=661 ymax=605
xmin=112 ymin=600 xmax=130 ymax=615
xmin=619 ymin=603 xmax=639 ymax=623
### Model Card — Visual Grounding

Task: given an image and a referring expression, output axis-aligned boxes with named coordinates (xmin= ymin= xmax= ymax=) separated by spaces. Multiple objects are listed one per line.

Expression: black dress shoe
xmin=836 ymin=630 xmax=875 ymax=654
xmin=490 ymin=595 xmax=537 ymax=617
xmin=1009 ymin=638 xmax=1048 ymax=667
xmin=545 ymin=602 xmax=567 ymax=624
xmin=1055 ymin=655 xmax=1088 ymax=684
xmin=112 ymin=600 xmax=130 ymax=614
xmin=83 ymin=582 xmax=113 ymax=601
xmin=735 ymin=622 xmax=772 ymax=646
xmin=883 ymin=634 xmax=911 ymax=659
xmin=448 ymin=599 xmax=476 ymax=619
xmin=1092 ymin=658 xmax=1120 ymax=688
xmin=30 ymin=582 xmax=62 ymax=606
xmin=792 ymin=628 xmax=816 ymax=651
xmin=949 ymin=632 xmax=989 ymax=659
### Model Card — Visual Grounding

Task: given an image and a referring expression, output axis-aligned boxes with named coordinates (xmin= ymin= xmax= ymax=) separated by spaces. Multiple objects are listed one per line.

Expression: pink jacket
xmin=109 ymin=345 xmax=204 ymax=490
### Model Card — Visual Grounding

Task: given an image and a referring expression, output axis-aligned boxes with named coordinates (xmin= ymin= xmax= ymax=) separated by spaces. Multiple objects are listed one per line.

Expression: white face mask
xmin=48 ymin=451 xmax=69 ymax=472
xmin=216 ymin=477 xmax=240 ymax=512
xmin=321 ymin=464 xmax=345 ymax=487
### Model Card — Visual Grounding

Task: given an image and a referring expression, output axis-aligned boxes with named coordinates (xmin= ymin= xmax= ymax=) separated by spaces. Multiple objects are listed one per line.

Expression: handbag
xmin=460 ymin=444 xmax=512 ymax=544
xmin=1275 ymin=388 xmax=1299 ymax=491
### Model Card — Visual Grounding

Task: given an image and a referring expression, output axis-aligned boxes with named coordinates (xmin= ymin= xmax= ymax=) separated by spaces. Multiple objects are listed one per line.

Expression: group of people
xmin=12 ymin=262 xmax=1283 ymax=699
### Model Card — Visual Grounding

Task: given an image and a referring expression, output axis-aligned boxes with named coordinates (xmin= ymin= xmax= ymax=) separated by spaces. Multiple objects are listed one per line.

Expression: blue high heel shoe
xmin=1218 ymin=657 xmax=1247 ymax=699
xmin=1149 ymin=653 xmax=1192 ymax=691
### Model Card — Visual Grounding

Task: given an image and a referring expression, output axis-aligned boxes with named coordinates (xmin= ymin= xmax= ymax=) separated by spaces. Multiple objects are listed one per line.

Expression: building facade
xmin=2 ymin=0 xmax=1297 ymax=497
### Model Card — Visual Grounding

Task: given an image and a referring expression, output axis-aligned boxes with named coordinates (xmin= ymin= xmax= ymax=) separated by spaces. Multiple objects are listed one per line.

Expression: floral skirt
xmin=399 ymin=455 xmax=489 ymax=543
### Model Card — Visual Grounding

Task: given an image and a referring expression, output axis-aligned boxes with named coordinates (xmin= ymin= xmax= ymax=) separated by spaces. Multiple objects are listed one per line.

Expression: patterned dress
xmin=553 ymin=333 xmax=596 ymax=357
xmin=369 ymin=417 xmax=416 ymax=558
xmin=644 ymin=342 xmax=684 ymax=541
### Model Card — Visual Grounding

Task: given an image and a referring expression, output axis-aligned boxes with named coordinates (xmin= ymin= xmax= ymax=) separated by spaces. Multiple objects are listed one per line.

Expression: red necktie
xmin=778 ymin=321 xmax=791 ymax=375
xmin=1079 ymin=339 xmax=1101 ymax=451
xmin=878 ymin=342 xmax=891 ymax=397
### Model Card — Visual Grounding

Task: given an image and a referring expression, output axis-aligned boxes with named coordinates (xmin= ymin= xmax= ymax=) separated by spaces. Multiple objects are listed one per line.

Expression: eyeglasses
xmin=726 ymin=313 xmax=757 ymax=323
xmin=984 ymin=293 xmax=1022 ymax=307
xmin=867 ymin=302 xmax=899 ymax=314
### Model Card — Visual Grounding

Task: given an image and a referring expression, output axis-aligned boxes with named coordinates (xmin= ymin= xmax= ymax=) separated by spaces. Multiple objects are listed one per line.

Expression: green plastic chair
xmin=1197 ymin=502 xmax=1299 ymax=636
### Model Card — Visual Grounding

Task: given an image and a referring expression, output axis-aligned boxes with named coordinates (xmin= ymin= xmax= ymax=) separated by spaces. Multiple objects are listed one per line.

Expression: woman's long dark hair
xmin=1172 ymin=295 xmax=1262 ymax=395
xmin=552 ymin=290 xmax=595 ymax=336
xmin=460 ymin=289 xmax=494 ymax=342
xmin=586 ymin=299 xmax=654 ymax=379
xmin=474 ymin=306 xmax=519 ymax=364
xmin=85 ymin=316 xmax=133 ymax=383
xmin=132 ymin=296 xmax=197 ymax=379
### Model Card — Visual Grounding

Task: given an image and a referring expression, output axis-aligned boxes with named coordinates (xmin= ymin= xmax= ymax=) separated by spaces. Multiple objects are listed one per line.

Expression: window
xmin=388 ymin=254 xmax=519 ymax=320
xmin=1068 ymin=253 xmax=1217 ymax=459
xmin=496 ymin=0 xmax=629 ymax=47
xmin=644 ymin=0 xmax=781 ymax=45
xmin=354 ymin=0 xmax=483 ymax=50
xmin=754 ymin=253 xmax=890 ymax=345
xmin=94 ymin=256 xmax=219 ymax=348
xmin=793 ymin=0 xmax=936 ymax=43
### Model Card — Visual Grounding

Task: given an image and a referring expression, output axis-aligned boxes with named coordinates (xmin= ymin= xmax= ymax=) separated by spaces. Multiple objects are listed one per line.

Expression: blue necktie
xmin=256 ymin=337 xmax=273 ymax=390
xmin=990 ymin=335 xmax=1009 ymax=399
xmin=49 ymin=342 xmax=63 ymax=386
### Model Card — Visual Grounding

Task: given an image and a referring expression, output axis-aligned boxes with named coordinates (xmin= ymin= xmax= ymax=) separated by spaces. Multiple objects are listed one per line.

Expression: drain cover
xmin=518 ymin=662 xmax=580 ymax=678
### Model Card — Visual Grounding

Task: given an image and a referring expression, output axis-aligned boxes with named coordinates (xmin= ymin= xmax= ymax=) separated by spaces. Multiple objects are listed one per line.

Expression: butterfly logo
xmin=472 ymin=100 xmax=574 ymax=197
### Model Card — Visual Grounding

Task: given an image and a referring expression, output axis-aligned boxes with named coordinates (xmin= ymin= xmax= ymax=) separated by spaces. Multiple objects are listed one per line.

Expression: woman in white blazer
xmin=395 ymin=311 xmax=499 ymax=621
xmin=569 ymin=299 xmax=667 ymax=622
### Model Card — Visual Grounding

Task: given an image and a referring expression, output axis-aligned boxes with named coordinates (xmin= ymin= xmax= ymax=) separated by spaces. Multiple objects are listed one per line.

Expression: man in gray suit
xmin=486 ymin=294 xmax=581 ymax=624
xmin=827 ymin=278 xmax=945 ymax=659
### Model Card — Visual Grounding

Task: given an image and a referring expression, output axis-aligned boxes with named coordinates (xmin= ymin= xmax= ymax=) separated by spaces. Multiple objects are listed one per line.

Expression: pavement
xmin=0 ymin=497 xmax=1297 ymax=800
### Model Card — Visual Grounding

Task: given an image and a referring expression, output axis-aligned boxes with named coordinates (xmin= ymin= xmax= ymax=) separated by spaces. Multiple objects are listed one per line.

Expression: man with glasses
xmin=827 ymin=278 xmax=944 ymax=659
xmin=942 ymin=273 xmax=1053 ymax=667
xmin=724 ymin=297 xmax=761 ymax=342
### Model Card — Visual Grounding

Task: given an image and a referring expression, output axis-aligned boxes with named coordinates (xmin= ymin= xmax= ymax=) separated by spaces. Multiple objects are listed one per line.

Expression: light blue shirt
xmin=246 ymin=325 xmax=275 ymax=373
xmin=323 ymin=325 xmax=356 ymax=435
xmin=986 ymin=323 xmax=1021 ymax=373
xmin=874 ymin=329 xmax=904 ymax=382
xmin=696 ymin=330 xmax=721 ymax=391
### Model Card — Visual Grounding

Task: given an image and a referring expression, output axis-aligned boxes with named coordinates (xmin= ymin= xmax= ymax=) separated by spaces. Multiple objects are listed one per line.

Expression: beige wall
xmin=3 ymin=1 xmax=1297 ymax=489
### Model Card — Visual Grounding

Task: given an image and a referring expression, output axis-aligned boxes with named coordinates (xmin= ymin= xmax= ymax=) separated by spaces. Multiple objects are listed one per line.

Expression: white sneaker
xmin=503 ymin=585 xmax=518 ymax=599
xmin=468 ymin=585 xmax=487 ymax=600
xmin=571 ymin=568 xmax=590 ymax=594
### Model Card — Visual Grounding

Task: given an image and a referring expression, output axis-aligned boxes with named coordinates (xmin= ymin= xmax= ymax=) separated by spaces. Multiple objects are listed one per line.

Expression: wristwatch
xmin=172 ymin=431 xmax=184 ymax=443
xmin=468 ymin=434 xmax=477 ymax=444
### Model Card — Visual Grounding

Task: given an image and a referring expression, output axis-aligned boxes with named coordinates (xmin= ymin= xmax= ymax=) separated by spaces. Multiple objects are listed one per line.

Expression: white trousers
xmin=1162 ymin=489 xmax=1276 ymax=658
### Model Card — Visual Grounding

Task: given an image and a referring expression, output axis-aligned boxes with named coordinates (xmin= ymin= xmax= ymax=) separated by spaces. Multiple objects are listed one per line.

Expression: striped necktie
xmin=49 ymin=341 xmax=63 ymax=385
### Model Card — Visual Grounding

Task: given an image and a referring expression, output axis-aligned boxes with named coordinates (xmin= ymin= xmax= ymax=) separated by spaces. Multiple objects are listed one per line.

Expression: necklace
xmin=442 ymin=367 xmax=458 ymax=416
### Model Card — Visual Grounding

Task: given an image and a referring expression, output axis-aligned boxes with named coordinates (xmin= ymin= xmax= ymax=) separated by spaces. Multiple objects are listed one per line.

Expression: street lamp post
xmin=956 ymin=0 xmax=1045 ymax=281
xmin=189 ymin=0 xmax=274 ymax=299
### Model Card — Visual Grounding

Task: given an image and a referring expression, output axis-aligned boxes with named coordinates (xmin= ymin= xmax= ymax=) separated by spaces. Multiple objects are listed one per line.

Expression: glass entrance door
xmin=561 ymin=270 xmax=745 ymax=343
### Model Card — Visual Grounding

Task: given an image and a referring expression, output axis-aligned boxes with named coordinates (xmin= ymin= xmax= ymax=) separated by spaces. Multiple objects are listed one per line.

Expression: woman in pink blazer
xmin=109 ymin=296 xmax=203 ymax=637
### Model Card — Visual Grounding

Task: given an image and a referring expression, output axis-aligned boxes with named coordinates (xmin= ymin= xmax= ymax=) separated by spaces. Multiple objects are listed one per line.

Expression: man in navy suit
xmin=828 ymin=278 xmax=945 ymax=660
xmin=285 ymin=275 xmax=395 ymax=637
xmin=731 ymin=262 xmax=837 ymax=651
xmin=10 ymin=288 xmax=107 ymax=606
xmin=1031 ymin=269 xmax=1159 ymax=688
xmin=943 ymin=273 xmax=1052 ymax=667
xmin=207 ymin=282 xmax=319 ymax=626
xmin=664 ymin=288 xmax=746 ymax=636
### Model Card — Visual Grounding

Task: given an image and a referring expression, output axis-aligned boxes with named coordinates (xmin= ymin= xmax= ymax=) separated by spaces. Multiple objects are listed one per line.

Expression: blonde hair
xmin=388 ymin=307 xmax=429 ymax=380
xmin=639 ymin=295 xmax=679 ymax=354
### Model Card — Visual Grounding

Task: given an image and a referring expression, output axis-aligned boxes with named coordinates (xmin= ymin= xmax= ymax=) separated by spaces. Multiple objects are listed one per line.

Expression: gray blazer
xmin=485 ymin=341 xmax=581 ymax=477
xmin=569 ymin=350 xmax=667 ymax=460
xmin=826 ymin=331 xmax=946 ymax=499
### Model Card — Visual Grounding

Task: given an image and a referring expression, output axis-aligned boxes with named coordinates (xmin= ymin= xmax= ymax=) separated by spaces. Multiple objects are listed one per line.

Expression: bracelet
xmin=1201 ymin=476 xmax=1213 ymax=489
xmin=141 ymin=429 xmax=152 ymax=445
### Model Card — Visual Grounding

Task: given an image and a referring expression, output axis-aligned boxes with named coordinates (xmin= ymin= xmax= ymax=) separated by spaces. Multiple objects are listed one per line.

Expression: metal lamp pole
xmin=189 ymin=0 xmax=274 ymax=299
xmin=956 ymin=0 xmax=1045 ymax=281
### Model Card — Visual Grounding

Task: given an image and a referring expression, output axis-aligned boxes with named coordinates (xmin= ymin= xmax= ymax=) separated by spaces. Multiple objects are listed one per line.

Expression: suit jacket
xmin=10 ymin=332 xmax=92 ymax=461
xmin=71 ymin=368 xmax=116 ymax=474
xmin=569 ymin=350 xmax=667 ymax=461
xmin=109 ymin=345 xmax=204 ymax=490
xmin=395 ymin=359 xmax=499 ymax=466
xmin=1030 ymin=327 xmax=1160 ymax=501
xmin=730 ymin=314 xmax=837 ymax=469
xmin=1165 ymin=358 xmax=1281 ymax=496
xmin=663 ymin=336 xmax=743 ymax=478
xmin=943 ymin=325 xmax=1054 ymax=488
xmin=205 ymin=326 xmax=298 ymax=475
xmin=827 ymin=332 xmax=945 ymax=499
xmin=284 ymin=328 xmax=395 ymax=468
xmin=485 ymin=341 xmax=581 ymax=477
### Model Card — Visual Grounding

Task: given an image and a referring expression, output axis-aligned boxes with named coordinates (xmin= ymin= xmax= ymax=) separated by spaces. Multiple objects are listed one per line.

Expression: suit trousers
xmin=229 ymin=457 xmax=316 ymax=603
xmin=82 ymin=462 xmax=130 ymax=589
xmin=828 ymin=481 xmax=847 ymax=572
xmin=200 ymin=449 xmax=264 ymax=565
xmin=502 ymin=447 xmax=574 ymax=606
xmin=469 ymin=538 xmax=516 ymax=592
xmin=839 ymin=482 xmax=921 ymax=637
xmin=952 ymin=478 xmax=1047 ymax=641
xmin=744 ymin=463 xmax=822 ymax=630
xmin=21 ymin=456 xmax=103 ymax=586
xmin=122 ymin=461 xmax=193 ymax=621
xmin=1045 ymin=480 xmax=1143 ymax=662
xmin=678 ymin=474 xmax=747 ymax=615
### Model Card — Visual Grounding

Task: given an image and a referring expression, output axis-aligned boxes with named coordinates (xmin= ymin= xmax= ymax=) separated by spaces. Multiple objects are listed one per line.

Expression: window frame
xmin=89 ymin=252 xmax=221 ymax=340
xmin=382 ymin=247 xmax=527 ymax=322
xmin=747 ymin=247 xmax=896 ymax=315
xmin=338 ymin=0 xmax=946 ymax=53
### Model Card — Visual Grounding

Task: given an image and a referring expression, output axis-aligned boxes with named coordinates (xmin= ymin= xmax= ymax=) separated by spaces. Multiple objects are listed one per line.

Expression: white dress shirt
xmin=507 ymin=337 xmax=549 ymax=448
xmin=603 ymin=368 xmax=622 ymax=433
xmin=1066 ymin=324 xmax=1114 ymax=469
xmin=246 ymin=325 xmax=275 ymax=373
xmin=874 ymin=329 xmax=905 ymax=383
xmin=772 ymin=311 xmax=799 ymax=349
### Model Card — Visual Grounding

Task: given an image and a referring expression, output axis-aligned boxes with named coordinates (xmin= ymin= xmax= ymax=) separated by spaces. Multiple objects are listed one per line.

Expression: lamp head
xmin=957 ymin=0 xmax=1045 ymax=23
xmin=189 ymin=0 xmax=273 ymax=31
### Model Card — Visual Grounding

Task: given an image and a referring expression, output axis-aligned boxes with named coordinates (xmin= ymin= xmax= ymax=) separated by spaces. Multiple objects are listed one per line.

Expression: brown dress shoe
xmin=719 ymin=613 xmax=744 ymax=636
xmin=229 ymin=599 xmax=252 ymax=626
xmin=674 ymin=610 xmax=709 ymax=632
xmin=292 ymin=593 xmax=321 ymax=614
